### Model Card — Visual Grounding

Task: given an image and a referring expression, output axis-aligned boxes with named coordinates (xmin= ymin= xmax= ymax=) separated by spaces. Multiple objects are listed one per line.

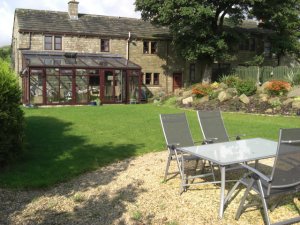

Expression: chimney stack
xmin=68 ymin=0 xmax=79 ymax=20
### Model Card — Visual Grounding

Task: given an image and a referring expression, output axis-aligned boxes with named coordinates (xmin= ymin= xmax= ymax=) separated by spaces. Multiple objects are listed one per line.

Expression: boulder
xmin=198 ymin=95 xmax=209 ymax=104
xmin=174 ymin=88 xmax=184 ymax=97
xmin=226 ymin=88 xmax=238 ymax=95
xmin=282 ymin=98 xmax=293 ymax=106
xmin=292 ymin=100 xmax=300 ymax=109
xmin=259 ymin=94 xmax=269 ymax=102
xmin=182 ymin=96 xmax=193 ymax=105
xmin=239 ymin=94 xmax=250 ymax=104
xmin=287 ymin=87 xmax=300 ymax=98
xmin=268 ymin=97 xmax=281 ymax=105
xmin=182 ymin=90 xmax=193 ymax=98
xmin=218 ymin=91 xmax=232 ymax=102
xmin=265 ymin=108 xmax=273 ymax=114
xmin=261 ymin=81 xmax=271 ymax=92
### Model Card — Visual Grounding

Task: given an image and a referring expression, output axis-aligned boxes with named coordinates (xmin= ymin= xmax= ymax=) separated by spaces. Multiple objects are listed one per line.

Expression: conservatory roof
xmin=22 ymin=51 xmax=141 ymax=69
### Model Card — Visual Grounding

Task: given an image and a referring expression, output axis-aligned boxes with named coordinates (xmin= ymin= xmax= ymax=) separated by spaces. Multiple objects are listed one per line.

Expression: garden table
xmin=179 ymin=138 xmax=277 ymax=219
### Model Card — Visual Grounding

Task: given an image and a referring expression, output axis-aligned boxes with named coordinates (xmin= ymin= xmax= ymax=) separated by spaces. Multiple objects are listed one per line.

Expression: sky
xmin=0 ymin=0 xmax=141 ymax=47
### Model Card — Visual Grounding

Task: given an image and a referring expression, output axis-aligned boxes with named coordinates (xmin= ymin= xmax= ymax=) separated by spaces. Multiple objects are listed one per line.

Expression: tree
xmin=0 ymin=59 xmax=24 ymax=167
xmin=251 ymin=0 xmax=300 ymax=65
xmin=135 ymin=0 xmax=261 ymax=83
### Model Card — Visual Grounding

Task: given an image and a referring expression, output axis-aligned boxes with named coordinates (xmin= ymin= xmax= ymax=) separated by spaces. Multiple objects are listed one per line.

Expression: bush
xmin=192 ymin=84 xmax=213 ymax=98
xmin=219 ymin=75 xmax=241 ymax=88
xmin=0 ymin=59 xmax=24 ymax=166
xmin=236 ymin=80 xmax=257 ymax=96
xmin=265 ymin=80 xmax=291 ymax=96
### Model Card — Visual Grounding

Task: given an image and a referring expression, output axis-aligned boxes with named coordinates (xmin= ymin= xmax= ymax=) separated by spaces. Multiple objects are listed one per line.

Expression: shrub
xmin=236 ymin=80 xmax=257 ymax=96
xmin=219 ymin=75 xmax=241 ymax=88
xmin=0 ymin=59 xmax=24 ymax=166
xmin=192 ymin=84 xmax=213 ymax=98
xmin=265 ymin=80 xmax=291 ymax=96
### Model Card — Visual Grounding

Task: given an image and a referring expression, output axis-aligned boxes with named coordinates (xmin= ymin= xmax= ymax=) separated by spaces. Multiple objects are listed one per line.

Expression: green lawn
xmin=0 ymin=104 xmax=299 ymax=189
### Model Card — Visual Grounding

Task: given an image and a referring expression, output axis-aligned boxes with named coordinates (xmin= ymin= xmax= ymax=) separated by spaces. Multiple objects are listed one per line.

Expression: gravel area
xmin=1 ymin=151 xmax=300 ymax=225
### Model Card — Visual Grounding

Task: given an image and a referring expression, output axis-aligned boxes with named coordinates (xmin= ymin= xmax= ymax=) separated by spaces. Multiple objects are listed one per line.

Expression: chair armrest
xmin=241 ymin=164 xmax=271 ymax=183
xmin=202 ymin=138 xmax=218 ymax=144
xmin=167 ymin=143 xmax=180 ymax=150
xmin=229 ymin=134 xmax=246 ymax=140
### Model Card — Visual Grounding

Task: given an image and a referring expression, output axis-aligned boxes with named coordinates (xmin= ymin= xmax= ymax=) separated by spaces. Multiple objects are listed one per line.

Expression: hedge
xmin=0 ymin=59 xmax=24 ymax=166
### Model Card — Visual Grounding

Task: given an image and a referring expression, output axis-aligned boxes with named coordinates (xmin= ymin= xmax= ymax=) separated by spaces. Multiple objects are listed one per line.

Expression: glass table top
xmin=179 ymin=138 xmax=277 ymax=166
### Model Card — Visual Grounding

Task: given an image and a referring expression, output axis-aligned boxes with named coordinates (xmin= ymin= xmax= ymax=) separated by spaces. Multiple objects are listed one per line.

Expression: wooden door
xmin=173 ymin=73 xmax=182 ymax=91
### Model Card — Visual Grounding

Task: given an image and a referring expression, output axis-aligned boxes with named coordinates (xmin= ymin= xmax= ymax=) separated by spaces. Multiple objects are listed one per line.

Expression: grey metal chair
xmin=197 ymin=110 xmax=241 ymax=144
xmin=160 ymin=113 xmax=215 ymax=192
xmin=234 ymin=128 xmax=300 ymax=225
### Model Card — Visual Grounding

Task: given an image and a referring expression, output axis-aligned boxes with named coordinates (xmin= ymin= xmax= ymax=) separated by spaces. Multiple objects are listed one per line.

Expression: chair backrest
xmin=160 ymin=113 xmax=195 ymax=148
xmin=197 ymin=110 xmax=229 ymax=143
xmin=270 ymin=128 xmax=300 ymax=189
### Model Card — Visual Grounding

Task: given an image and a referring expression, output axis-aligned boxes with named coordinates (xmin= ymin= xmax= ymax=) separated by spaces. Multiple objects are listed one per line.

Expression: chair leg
xmin=209 ymin=161 xmax=216 ymax=181
xmin=257 ymin=180 xmax=271 ymax=225
xmin=164 ymin=151 xmax=173 ymax=181
xmin=235 ymin=179 xmax=255 ymax=220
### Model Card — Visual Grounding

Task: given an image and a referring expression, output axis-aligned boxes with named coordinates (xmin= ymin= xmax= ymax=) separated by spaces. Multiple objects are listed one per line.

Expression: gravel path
xmin=1 ymin=151 xmax=299 ymax=225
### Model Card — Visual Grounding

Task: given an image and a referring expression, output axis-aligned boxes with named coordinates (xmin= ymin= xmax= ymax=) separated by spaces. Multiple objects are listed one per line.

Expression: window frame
xmin=54 ymin=36 xmax=62 ymax=50
xmin=145 ymin=73 xmax=152 ymax=85
xmin=153 ymin=73 xmax=159 ymax=85
xmin=143 ymin=40 xmax=158 ymax=54
xmin=44 ymin=35 xmax=53 ymax=50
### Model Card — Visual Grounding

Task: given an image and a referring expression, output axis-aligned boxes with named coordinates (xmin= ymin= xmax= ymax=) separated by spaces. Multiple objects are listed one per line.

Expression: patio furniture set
xmin=160 ymin=110 xmax=300 ymax=225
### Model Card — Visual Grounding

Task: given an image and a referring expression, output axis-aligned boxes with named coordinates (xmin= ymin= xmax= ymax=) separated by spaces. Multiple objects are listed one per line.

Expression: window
xmin=145 ymin=73 xmax=151 ymax=85
xmin=143 ymin=41 xmax=149 ymax=54
xmin=153 ymin=73 xmax=159 ymax=85
xmin=151 ymin=42 xmax=158 ymax=54
xmin=44 ymin=35 xmax=62 ymax=50
xmin=54 ymin=36 xmax=62 ymax=50
xmin=101 ymin=39 xmax=110 ymax=52
xmin=143 ymin=41 xmax=158 ymax=54
xmin=44 ymin=36 xmax=52 ymax=50
xmin=239 ymin=38 xmax=255 ymax=51
xmin=189 ymin=64 xmax=195 ymax=82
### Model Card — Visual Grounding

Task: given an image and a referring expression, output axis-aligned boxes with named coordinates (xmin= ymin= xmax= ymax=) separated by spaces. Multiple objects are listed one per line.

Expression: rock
xmin=283 ymin=98 xmax=293 ymax=106
xmin=287 ymin=87 xmax=300 ymax=98
xmin=239 ymin=94 xmax=250 ymax=104
xmin=226 ymin=88 xmax=238 ymax=95
xmin=268 ymin=97 xmax=281 ymax=105
xmin=182 ymin=90 xmax=193 ymax=98
xmin=218 ymin=91 xmax=232 ymax=102
xmin=219 ymin=83 xmax=228 ymax=89
xmin=198 ymin=96 xmax=209 ymax=104
xmin=174 ymin=88 xmax=184 ymax=97
xmin=182 ymin=96 xmax=193 ymax=105
xmin=292 ymin=100 xmax=300 ymax=109
xmin=256 ymin=85 xmax=264 ymax=94
xmin=259 ymin=94 xmax=269 ymax=102
xmin=265 ymin=108 xmax=273 ymax=113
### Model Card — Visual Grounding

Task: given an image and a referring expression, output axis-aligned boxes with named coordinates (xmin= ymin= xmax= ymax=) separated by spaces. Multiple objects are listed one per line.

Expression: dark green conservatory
xmin=21 ymin=51 xmax=142 ymax=105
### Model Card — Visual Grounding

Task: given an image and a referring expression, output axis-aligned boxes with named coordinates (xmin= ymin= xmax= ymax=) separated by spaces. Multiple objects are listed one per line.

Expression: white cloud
xmin=0 ymin=0 xmax=140 ymax=47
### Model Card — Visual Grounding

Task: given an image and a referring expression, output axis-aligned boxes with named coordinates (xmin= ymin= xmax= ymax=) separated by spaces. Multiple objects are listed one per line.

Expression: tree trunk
xmin=202 ymin=60 xmax=213 ymax=84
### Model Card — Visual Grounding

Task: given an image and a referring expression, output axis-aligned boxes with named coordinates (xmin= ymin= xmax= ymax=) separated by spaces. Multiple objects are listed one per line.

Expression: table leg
xmin=219 ymin=166 xmax=226 ymax=219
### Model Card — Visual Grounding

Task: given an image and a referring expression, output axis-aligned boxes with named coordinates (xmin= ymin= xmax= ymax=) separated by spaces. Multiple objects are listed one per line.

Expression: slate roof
xmin=15 ymin=8 xmax=170 ymax=39
xmin=15 ymin=8 xmax=270 ymax=39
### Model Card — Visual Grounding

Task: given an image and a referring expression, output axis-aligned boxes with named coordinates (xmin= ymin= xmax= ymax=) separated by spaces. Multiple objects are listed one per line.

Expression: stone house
xmin=12 ymin=0 xmax=275 ymax=105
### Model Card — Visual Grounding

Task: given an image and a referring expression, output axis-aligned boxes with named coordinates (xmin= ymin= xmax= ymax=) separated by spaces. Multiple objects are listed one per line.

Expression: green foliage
xmin=135 ymin=0 xmax=259 ymax=81
xmin=245 ymin=54 xmax=265 ymax=66
xmin=0 ymin=46 xmax=11 ymax=62
xmin=235 ymin=80 xmax=257 ymax=96
xmin=252 ymin=0 xmax=300 ymax=61
xmin=0 ymin=59 xmax=24 ymax=166
xmin=219 ymin=75 xmax=241 ymax=88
